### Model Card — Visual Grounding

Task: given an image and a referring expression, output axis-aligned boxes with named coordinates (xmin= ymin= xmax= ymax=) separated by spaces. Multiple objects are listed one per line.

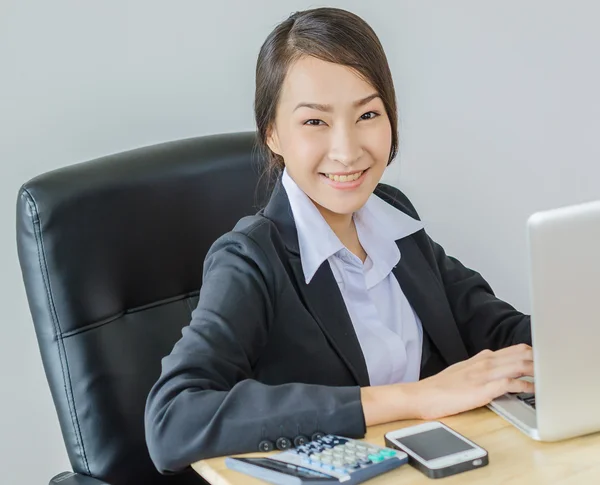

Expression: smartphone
xmin=384 ymin=421 xmax=488 ymax=479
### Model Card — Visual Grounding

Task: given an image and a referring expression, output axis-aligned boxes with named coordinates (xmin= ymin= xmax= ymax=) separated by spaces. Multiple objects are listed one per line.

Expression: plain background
xmin=1 ymin=1 xmax=599 ymax=483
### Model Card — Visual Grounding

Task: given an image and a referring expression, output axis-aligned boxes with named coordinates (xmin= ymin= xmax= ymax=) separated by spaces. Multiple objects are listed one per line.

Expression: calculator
xmin=225 ymin=434 xmax=408 ymax=484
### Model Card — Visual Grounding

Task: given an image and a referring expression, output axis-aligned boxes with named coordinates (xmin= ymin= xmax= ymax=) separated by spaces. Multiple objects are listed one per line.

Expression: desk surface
xmin=192 ymin=408 xmax=600 ymax=484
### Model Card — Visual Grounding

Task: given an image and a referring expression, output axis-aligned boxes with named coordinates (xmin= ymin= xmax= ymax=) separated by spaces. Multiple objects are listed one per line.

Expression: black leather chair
xmin=16 ymin=132 xmax=268 ymax=485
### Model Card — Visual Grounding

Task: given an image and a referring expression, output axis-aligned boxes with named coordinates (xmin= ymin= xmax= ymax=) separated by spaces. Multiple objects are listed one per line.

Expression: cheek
xmin=283 ymin=128 xmax=326 ymax=169
xmin=366 ymin=123 xmax=393 ymax=166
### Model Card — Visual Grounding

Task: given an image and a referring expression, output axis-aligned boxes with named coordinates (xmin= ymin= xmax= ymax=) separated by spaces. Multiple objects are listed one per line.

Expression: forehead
xmin=279 ymin=55 xmax=377 ymax=107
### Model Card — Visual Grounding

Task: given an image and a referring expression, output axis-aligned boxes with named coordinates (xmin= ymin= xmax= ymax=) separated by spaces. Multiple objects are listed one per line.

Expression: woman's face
xmin=267 ymin=55 xmax=392 ymax=216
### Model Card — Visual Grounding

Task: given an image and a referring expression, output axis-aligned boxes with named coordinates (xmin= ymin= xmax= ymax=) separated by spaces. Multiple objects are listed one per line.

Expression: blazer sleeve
xmin=430 ymin=237 xmax=532 ymax=356
xmin=144 ymin=228 xmax=365 ymax=474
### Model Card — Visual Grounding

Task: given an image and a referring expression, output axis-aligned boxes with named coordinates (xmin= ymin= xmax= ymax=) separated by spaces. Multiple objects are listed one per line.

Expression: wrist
xmin=360 ymin=381 xmax=422 ymax=427
xmin=403 ymin=380 xmax=426 ymax=420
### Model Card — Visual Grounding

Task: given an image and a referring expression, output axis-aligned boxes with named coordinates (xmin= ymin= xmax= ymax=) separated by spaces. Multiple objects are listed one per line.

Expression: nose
xmin=328 ymin=123 xmax=363 ymax=166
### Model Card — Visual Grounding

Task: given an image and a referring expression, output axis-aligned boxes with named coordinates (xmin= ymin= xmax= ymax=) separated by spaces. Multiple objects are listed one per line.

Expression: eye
xmin=359 ymin=111 xmax=380 ymax=121
xmin=304 ymin=119 xmax=327 ymax=126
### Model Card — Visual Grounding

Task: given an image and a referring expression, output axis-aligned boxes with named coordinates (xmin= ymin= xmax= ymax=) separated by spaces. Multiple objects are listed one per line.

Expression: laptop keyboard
xmin=517 ymin=392 xmax=536 ymax=409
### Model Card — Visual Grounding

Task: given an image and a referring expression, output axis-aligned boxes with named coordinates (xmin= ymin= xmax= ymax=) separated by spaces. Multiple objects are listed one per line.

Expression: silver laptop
xmin=487 ymin=199 xmax=600 ymax=441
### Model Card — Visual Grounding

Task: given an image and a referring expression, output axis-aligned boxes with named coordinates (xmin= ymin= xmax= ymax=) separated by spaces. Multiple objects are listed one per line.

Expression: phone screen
xmin=395 ymin=427 xmax=474 ymax=461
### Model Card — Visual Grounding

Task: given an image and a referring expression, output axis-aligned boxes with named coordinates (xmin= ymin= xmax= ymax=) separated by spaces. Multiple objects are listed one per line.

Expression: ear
xmin=266 ymin=125 xmax=282 ymax=156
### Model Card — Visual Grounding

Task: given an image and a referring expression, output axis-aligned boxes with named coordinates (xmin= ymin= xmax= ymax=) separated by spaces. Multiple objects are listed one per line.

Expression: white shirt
xmin=282 ymin=169 xmax=425 ymax=385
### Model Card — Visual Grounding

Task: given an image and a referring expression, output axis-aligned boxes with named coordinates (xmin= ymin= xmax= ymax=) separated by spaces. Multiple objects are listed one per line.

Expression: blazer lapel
xmin=392 ymin=237 xmax=469 ymax=366
xmin=289 ymin=256 xmax=370 ymax=387
xmin=263 ymin=178 xmax=370 ymax=387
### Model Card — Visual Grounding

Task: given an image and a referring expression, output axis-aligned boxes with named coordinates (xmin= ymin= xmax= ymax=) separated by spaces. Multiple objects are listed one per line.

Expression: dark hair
xmin=254 ymin=7 xmax=399 ymax=182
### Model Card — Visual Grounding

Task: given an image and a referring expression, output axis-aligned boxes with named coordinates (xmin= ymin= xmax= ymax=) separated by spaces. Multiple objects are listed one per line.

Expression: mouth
xmin=319 ymin=168 xmax=369 ymax=190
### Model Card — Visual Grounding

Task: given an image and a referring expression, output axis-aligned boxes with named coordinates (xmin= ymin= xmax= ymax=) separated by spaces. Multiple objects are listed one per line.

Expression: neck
xmin=314 ymin=202 xmax=367 ymax=262
xmin=321 ymin=208 xmax=354 ymax=240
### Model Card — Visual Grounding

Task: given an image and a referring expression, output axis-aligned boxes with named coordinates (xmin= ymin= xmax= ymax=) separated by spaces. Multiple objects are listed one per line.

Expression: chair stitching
xmin=24 ymin=191 xmax=91 ymax=474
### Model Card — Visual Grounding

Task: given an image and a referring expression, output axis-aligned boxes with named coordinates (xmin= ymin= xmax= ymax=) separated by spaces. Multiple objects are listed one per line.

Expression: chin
xmin=320 ymin=197 xmax=369 ymax=216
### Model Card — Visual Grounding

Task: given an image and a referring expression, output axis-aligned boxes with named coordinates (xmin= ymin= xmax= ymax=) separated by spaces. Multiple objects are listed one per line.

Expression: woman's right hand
xmin=409 ymin=344 xmax=534 ymax=420
xmin=361 ymin=343 xmax=534 ymax=426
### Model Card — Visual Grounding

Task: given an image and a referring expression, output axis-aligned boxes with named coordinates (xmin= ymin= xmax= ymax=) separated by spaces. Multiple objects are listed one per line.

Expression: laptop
xmin=487 ymin=199 xmax=600 ymax=441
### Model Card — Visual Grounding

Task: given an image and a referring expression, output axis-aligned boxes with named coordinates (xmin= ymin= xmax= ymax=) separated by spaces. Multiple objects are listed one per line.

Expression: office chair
xmin=16 ymin=132 xmax=268 ymax=485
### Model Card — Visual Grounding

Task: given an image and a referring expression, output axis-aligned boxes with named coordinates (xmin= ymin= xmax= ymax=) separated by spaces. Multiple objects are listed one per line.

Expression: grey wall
xmin=1 ymin=1 xmax=599 ymax=483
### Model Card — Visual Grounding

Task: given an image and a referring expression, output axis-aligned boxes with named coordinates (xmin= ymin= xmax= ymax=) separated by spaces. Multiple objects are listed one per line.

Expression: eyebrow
xmin=293 ymin=93 xmax=380 ymax=112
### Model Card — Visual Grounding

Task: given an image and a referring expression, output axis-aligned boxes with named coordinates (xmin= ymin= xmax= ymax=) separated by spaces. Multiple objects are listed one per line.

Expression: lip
xmin=319 ymin=168 xmax=369 ymax=190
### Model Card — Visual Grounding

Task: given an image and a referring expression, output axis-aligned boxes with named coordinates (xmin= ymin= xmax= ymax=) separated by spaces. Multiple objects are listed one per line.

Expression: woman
xmin=145 ymin=7 xmax=533 ymax=474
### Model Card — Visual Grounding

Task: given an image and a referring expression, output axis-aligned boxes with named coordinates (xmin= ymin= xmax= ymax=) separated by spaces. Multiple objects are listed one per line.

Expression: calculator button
xmin=380 ymin=449 xmax=397 ymax=458
xmin=321 ymin=449 xmax=333 ymax=456
xmin=368 ymin=454 xmax=385 ymax=463
xmin=294 ymin=435 xmax=310 ymax=448
xmin=258 ymin=440 xmax=274 ymax=452
xmin=358 ymin=459 xmax=372 ymax=467
xmin=355 ymin=444 xmax=368 ymax=451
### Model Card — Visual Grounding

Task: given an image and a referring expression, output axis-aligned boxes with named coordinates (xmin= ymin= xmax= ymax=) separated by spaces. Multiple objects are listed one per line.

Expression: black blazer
xmin=145 ymin=179 xmax=531 ymax=473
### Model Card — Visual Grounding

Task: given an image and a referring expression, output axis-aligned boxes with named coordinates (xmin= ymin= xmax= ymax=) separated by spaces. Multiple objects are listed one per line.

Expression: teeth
xmin=325 ymin=171 xmax=363 ymax=182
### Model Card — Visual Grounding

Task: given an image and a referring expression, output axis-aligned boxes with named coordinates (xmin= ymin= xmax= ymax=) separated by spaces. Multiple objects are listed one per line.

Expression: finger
xmin=447 ymin=345 xmax=533 ymax=376
xmin=506 ymin=378 xmax=535 ymax=394
xmin=492 ymin=344 xmax=533 ymax=358
xmin=470 ymin=344 xmax=532 ymax=363
xmin=472 ymin=348 xmax=533 ymax=372
xmin=485 ymin=376 xmax=535 ymax=400
xmin=485 ymin=351 xmax=534 ymax=371
xmin=484 ymin=360 xmax=535 ymax=381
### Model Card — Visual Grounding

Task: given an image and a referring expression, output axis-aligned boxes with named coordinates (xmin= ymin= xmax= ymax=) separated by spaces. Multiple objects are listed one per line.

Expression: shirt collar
xmin=355 ymin=193 xmax=423 ymax=289
xmin=282 ymin=169 xmax=344 ymax=283
xmin=281 ymin=168 xmax=424 ymax=285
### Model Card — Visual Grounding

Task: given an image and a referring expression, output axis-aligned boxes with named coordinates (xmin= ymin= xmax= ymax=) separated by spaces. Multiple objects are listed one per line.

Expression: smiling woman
xmin=255 ymin=10 xmax=398 ymax=226
xmin=144 ymin=7 xmax=533 ymax=476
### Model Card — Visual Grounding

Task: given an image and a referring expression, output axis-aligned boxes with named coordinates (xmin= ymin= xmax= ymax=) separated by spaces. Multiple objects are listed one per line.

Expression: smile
xmin=319 ymin=168 xmax=369 ymax=190
xmin=323 ymin=170 xmax=364 ymax=182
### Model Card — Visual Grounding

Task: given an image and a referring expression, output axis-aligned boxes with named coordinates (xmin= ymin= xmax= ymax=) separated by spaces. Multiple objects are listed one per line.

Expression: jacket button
xmin=311 ymin=432 xmax=325 ymax=441
xmin=275 ymin=437 xmax=292 ymax=450
xmin=293 ymin=435 xmax=309 ymax=447
xmin=258 ymin=440 xmax=274 ymax=452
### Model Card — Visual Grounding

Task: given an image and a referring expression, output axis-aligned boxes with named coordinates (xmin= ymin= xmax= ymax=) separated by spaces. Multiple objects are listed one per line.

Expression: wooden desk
xmin=192 ymin=408 xmax=600 ymax=484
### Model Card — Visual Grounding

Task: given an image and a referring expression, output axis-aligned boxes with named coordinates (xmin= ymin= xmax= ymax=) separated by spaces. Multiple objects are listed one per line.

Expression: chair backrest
xmin=16 ymin=132 xmax=267 ymax=484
